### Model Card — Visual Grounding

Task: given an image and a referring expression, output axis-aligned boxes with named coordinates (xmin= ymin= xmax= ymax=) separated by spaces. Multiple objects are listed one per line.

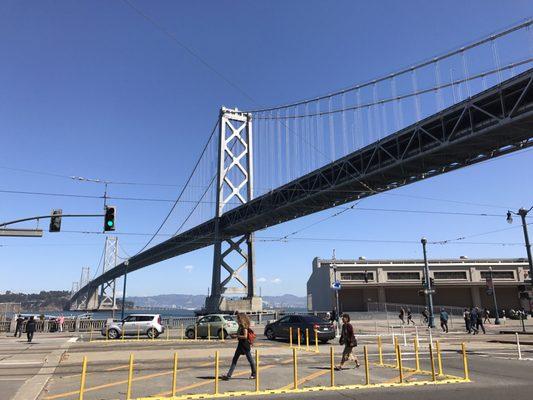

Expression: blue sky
xmin=1 ymin=1 xmax=532 ymax=297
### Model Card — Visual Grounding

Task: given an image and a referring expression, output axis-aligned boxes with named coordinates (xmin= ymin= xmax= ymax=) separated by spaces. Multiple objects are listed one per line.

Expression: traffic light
xmin=104 ymin=206 xmax=116 ymax=231
xmin=49 ymin=209 xmax=62 ymax=232
xmin=429 ymin=277 xmax=435 ymax=288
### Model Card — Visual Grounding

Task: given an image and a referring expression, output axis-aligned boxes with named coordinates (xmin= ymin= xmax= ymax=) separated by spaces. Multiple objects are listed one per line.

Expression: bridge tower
xmin=96 ymin=236 xmax=118 ymax=310
xmin=205 ymin=107 xmax=262 ymax=313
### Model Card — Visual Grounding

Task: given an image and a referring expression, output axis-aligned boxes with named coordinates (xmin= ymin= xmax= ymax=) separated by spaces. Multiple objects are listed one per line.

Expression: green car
xmin=185 ymin=314 xmax=239 ymax=339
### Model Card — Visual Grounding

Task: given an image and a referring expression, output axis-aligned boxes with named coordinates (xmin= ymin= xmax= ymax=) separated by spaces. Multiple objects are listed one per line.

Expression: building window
xmin=340 ymin=272 xmax=374 ymax=281
xmin=387 ymin=272 xmax=420 ymax=280
xmin=480 ymin=271 xmax=514 ymax=280
xmin=434 ymin=271 xmax=467 ymax=280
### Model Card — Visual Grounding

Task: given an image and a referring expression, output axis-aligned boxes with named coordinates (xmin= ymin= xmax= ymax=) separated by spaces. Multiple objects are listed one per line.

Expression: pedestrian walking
xmin=406 ymin=308 xmax=415 ymax=325
xmin=502 ymin=309 xmax=506 ymax=325
xmin=483 ymin=308 xmax=491 ymax=324
xmin=26 ymin=316 xmax=36 ymax=343
xmin=221 ymin=313 xmax=256 ymax=380
xmin=475 ymin=307 xmax=486 ymax=334
xmin=470 ymin=308 xmax=479 ymax=335
xmin=335 ymin=314 xmax=360 ymax=370
xmin=14 ymin=315 xmax=24 ymax=338
xmin=439 ymin=308 xmax=449 ymax=333
xmin=463 ymin=308 xmax=471 ymax=333
xmin=398 ymin=307 xmax=406 ymax=325
xmin=58 ymin=315 xmax=65 ymax=332
xmin=422 ymin=308 xmax=429 ymax=325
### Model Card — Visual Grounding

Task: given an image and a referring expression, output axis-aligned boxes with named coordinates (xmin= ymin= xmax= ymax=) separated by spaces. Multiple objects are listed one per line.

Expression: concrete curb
xmin=12 ymin=337 xmax=77 ymax=400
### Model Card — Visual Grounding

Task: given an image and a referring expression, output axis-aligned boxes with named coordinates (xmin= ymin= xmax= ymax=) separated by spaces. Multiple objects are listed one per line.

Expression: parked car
xmin=101 ymin=314 xmax=164 ymax=339
xmin=264 ymin=315 xmax=335 ymax=344
xmin=185 ymin=314 xmax=239 ymax=339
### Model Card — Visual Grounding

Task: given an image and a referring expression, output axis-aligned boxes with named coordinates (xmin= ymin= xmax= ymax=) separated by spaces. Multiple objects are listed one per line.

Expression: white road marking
xmin=0 ymin=361 xmax=42 ymax=365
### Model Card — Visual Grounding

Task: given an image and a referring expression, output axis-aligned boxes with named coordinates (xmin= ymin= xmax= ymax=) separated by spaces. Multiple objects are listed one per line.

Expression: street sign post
xmin=331 ymin=281 xmax=341 ymax=290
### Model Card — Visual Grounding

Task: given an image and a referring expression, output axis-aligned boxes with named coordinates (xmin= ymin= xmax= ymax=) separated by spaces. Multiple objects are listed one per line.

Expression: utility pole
xmin=331 ymin=249 xmax=341 ymax=337
xmin=121 ymin=260 xmax=130 ymax=320
xmin=421 ymin=238 xmax=435 ymax=328
xmin=488 ymin=267 xmax=501 ymax=325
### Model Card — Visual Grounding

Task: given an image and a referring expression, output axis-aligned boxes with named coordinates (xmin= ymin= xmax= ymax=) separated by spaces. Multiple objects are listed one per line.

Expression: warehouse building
xmin=307 ymin=257 xmax=531 ymax=312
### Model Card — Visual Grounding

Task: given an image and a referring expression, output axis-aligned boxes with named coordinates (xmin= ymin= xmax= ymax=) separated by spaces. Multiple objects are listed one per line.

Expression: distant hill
xmin=0 ymin=290 xmax=70 ymax=312
xmin=127 ymin=294 xmax=306 ymax=309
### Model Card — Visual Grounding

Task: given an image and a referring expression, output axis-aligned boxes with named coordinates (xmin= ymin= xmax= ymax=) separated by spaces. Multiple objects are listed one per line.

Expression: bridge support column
xmin=205 ymin=107 xmax=262 ymax=313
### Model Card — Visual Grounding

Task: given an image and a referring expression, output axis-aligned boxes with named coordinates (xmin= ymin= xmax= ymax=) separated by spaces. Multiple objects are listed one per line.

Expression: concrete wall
xmin=306 ymin=258 xmax=334 ymax=311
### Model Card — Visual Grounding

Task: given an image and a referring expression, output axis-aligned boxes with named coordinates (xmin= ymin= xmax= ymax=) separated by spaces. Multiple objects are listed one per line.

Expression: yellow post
xmin=208 ymin=323 xmax=211 ymax=341
xmin=221 ymin=327 xmax=225 ymax=342
xmin=180 ymin=323 xmax=184 ymax=341
xmin=414 ymin=337 xmax=420 ymax=372
xmin=89 ymin=327 xmax=93 ymax=342
xmin=292 ymin=347 xmax=298 ymax=389
xmin=397 ymin=344 xmax=403 ymax=383
xmin=305 ymin=328 xmax=309 ymax=351
xmin=314 ymin=330 xmax=319 ymax=353
xmin=329 ymin=346 xmax=335 ymax=387
xmin=152 ymin=328 xmax=155 ymax=342
xmin=364 ymin=345 xmax=370 ymax=385
xmin=289 ymin=327 xmax=293 ymax=348
xmin=122 ymin=327 xmax=125 ymax=342
xmin=78 ymin=356 xmax=87 ymax=400
xmin=297 ymin=328 xmax=301 ymax=349
xmin=214 ymin=351 xmax=219 ymax=395
xmin=436 ymin=340 xmax=443 ymax=376
xmin=137 ymin=326 xmax=140 ymax=341
xmin=126 ymin=354 xmax=134 ymax=400
xmin=255 ymin=349 xmax=260 ymax=392
xmin=171 ymin=352 xmax=178 ymax=397
xmin=377 ymin=335 xmax=383 ymax=366
xmin=194 ymin=324 xmax=198 ymax=341
xmin=394 ymin=337 xmax=399 ymax=369
xmin=428 ymin=344 xmax=436 ymax=382
xmin=461 ymin=343 xmax=469 ymax=381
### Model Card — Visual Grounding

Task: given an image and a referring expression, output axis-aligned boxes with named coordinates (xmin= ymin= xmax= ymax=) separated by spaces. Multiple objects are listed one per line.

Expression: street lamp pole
xmin=489 ymin=267 xmax=501 ymax=325
xmin=120 ymin=260 xmax=130 ymax=321
xmin=331 ymin=249 xmax=340 ymax=337
xmin=421 ymin=238 xmax=435 ymax=328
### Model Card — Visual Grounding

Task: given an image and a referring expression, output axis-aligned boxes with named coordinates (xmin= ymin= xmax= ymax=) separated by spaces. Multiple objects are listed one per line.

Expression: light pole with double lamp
xmin=421 ymin=238 xmax=435 ymax=328
xmin=507 ymin=207 xmax=533 ymax=314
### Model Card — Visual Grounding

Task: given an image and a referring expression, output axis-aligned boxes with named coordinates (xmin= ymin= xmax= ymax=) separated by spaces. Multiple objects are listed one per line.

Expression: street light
xmin=507 ymin=207 xmax=533 ymax=315
xmin=421 ymin=238 xmax=435 ymax=328
xmin=488 ymin=267 xmax=501 ymax=325
xmin=331 ymin=249 xmax=340 ymax=337
xmin=121 ymin=260 xmax=130 ymax=321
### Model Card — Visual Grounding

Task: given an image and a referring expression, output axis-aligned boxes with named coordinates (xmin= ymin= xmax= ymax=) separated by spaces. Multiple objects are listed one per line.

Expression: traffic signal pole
xmin=421 ymin=238 xmax=435 ymax=328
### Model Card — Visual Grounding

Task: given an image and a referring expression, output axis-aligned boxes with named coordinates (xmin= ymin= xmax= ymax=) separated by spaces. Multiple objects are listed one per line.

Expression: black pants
xmin=464 ymin=319 xmax=471 ymax=333
xmin=440 ymin=320 xmax=448 ymax=333
xmin=27 ymin=331 xmax=34 ymax=342
xmin=476 ymin=320 xmax=485 ymax=334
xmin=14 ymin=325 xmax=22 ymax=337
xmin=227 ymin=348 xmax=256 ymax=377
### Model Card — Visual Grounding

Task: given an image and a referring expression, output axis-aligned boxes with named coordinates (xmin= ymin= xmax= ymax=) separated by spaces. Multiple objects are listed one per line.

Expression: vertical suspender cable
xmin=435 ymin=61 xmax=444 ymax=111
xmin=285 ymin=109 xmax=290 ymax=182
xmin=461 ymin=50 xmax=472 ymax=98
xmin=277 ymin=109 xmax=282 ymax=188
xmin=328 ymin=97 xmax=335 ymax=161
xmin=341 ymin=93 xmax=348 ymax=155
xmin=411 ymin=69 xmax=422 ymax=121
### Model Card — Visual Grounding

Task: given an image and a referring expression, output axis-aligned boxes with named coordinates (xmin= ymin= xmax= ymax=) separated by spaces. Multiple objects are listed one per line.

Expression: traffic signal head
xmin=104 ymin=206 xmax=116 ymax=231
xmin=49 ymin=209 xmax=62 ymax=232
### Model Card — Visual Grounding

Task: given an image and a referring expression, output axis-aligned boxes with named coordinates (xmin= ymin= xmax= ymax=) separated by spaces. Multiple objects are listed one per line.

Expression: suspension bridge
xmin=68 ymin=20 xmax=533 ymax=313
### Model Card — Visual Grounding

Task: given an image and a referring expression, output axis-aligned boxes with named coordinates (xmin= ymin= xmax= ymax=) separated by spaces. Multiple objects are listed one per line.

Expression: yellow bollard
xmin=137 ymin=326 xmax=140 ymax=341
xmin=171 ymin=352 xmax=178 ymax=397
xmin=364 ymin=345 xmax=370 ymax=385
xmin=214 ymin=351 xmax=219 ymax=395
xmin=152 ymin=328 xmax=155 ymax=342
xmin=292 ymin=347 xmax=298 ymax=389
xmin=89 ymin=327 xmax=93 ymax=342
xmin=428 ymin=344 xmax=436 ymax=382
xmin=122 ymin=327 xmax=125 ymax=342
xmin=194 ymin=324 xmax=198 ymax=341
xmin=329 ymin=346 xmax=335 ymax=387
xmin=394 ymin=337 xmax=399 ymax=369
xmin=126 ymin=354 xmax=134 ymax=400
xmin=305 ymin=328 xmax=309 ymax=351
xmin=397 ymin=344 xmax=403 ymax=383
xmin=314 ymin=329 xmax=319 ymax=353
xmin=461 ymin=342 xmax=469 ymax=381
xmin=436 ymin=341 xmax=443 ymax=376
xmin=297 ymin=328 xmax=301 ymax=350
xmin=414 ymin=337 xmax=420 ymax=372
xmin=180 ymin=323 xmax=184 ymax=341
xmin=255 ymin=349 xmax=260 ymax=392
xmin=78 ymin=356 xmax=87 ymax=400
xmin=377 ymin=335 xmax=383 ymax=366
xmin=208 ymin=323 xmax=211 ymax=341
xmin=289 ymin=327 xmax=293 ymax=348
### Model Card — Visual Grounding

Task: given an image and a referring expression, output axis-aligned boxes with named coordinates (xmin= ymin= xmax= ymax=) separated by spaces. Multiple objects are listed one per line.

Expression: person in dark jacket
xmin=406 ymin=308 xmax=415 ymax=325
xmin=463 ymin=308 xmax=471 ymax=333
xmin=470 ymin=308 xmax=479 ymax=334
xmin=475 ymin=307 xmax=486 ymax=334
xmin=14 ymin=315 xmax=24 ymax=338
xmin=439 ymin=308 xmax=449 ymax=333
xmin=26 ymin=316 xmax=36 ymax=343
xmin=335 ymin=314 xmax=360 ymax=370
xmin=398 ymin=308 xmax=406 ymax=325
xmin=222 ymin=313 xmax=256 ymax=380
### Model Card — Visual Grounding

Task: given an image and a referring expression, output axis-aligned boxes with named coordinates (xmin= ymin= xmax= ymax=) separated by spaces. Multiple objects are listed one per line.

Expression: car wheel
xmin=186 ymin=329 xmax=195 ymax=339
xmin=265 ymin=328 xmax=275 ymax=340
xmin=217 ymin=329 xmax=227 ymax=339
xmin=108 ymin=329 xmax=119 ymax=340
xmin=147 ymin=328 xmax=157 ymax=339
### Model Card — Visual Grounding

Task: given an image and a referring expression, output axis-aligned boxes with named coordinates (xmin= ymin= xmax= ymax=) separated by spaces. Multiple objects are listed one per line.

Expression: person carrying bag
xmin=335 ymin=313 xmax=360 ymax=370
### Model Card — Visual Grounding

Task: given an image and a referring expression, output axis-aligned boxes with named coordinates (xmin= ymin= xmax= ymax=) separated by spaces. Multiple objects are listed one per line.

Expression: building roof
xmin=316 ymin=257 xmax=529 ymax=265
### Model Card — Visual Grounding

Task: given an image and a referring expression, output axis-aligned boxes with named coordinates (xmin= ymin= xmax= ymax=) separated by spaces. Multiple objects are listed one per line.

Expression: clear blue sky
xmin=1 ymin=1 xmax=532 ymax=297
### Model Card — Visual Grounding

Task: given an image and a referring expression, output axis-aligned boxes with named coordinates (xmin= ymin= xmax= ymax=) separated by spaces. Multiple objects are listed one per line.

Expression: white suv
xmin=102 ymin=314 xmax=164 ymax=339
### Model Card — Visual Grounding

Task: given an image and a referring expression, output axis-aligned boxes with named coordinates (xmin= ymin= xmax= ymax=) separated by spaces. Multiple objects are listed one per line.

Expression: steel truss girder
xmin=69 ymin=68 xmax=533 ymax=306
xmin=97 ymin=237 xmax=118 ymax=310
